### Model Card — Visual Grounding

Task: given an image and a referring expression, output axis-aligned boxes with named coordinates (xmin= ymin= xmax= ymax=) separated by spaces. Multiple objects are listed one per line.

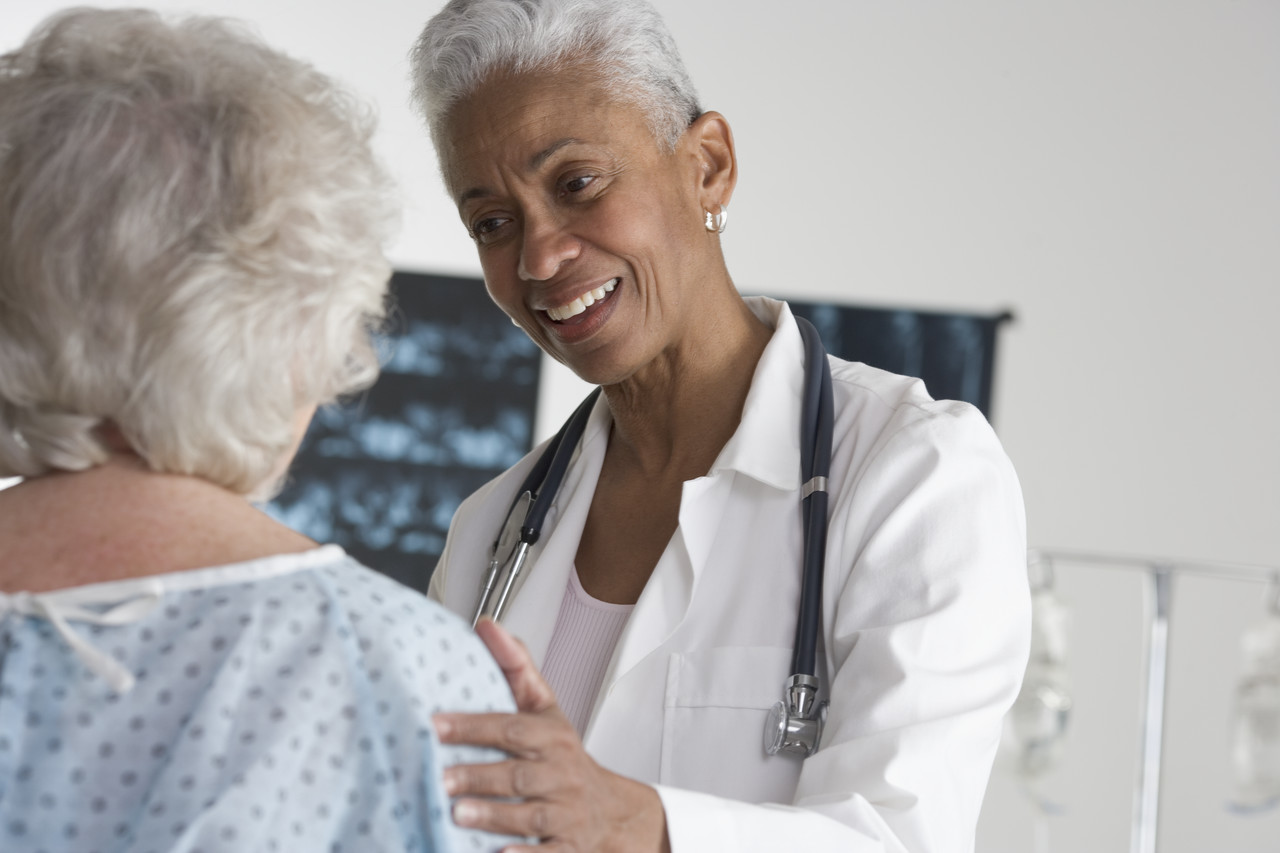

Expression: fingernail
xmin=433 ymin=716 xmax=453 ymax=738
xmin=442 ymin=768 xmax=459 ymax=796
xmin=452 ymin=800 xmax=480 ymax=827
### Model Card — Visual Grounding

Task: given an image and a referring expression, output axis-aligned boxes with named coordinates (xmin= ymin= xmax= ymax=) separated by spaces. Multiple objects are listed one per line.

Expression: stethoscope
xmin=473 ymin=316 xmax=835 ymax=759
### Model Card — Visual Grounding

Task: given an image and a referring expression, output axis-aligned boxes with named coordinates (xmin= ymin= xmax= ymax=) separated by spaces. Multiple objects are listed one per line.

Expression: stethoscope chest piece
xmin=765 ymin=673 xmax=827 ymax=758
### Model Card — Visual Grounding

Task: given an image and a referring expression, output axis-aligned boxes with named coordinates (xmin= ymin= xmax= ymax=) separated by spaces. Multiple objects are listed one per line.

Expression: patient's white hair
xmin=410 ymin=0 xmax=701 ymax=155
xmin=0 ymin=8 xmax=398 ymax=496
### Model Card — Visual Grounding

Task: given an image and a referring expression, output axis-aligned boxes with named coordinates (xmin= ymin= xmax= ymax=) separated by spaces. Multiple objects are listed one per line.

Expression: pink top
xmin=541 ymin=568 xmax=634 ymax=736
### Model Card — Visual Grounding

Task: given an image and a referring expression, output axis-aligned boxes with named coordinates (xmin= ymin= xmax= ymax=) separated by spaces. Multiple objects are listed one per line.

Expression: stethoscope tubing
xmin=475 ymin=387 xmax=603 ymax=625
xmin=519 ymin=388 xmax=603 ymax=541
xmin=793 ymin=317 xmax=834 ymax=680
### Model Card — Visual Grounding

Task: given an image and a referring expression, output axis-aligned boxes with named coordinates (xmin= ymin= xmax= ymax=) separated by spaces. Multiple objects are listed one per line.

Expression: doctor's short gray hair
xmin=410 ymin=0 xmax=702 ymax=155
xmin=0 ymin=8 xmax=398 ymax=495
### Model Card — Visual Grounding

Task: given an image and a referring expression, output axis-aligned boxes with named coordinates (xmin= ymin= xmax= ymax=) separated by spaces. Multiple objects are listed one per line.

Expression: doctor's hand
xmin=435 ymin=618 xmax=671 ymax=853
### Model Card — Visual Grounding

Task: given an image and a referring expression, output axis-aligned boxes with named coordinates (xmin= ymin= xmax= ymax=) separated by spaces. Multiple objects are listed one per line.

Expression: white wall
xmin=5 ymin=2 xmax=1277 ymax=850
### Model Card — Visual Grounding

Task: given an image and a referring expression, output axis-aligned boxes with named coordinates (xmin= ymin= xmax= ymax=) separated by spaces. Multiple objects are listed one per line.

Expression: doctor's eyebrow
xmin=529 ymin=137 xmax=583 ymax=170
xmin=456 ymin=137 xmax=587 ymax=208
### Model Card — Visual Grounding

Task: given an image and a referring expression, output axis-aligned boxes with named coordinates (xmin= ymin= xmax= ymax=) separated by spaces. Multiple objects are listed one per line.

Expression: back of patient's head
xmin=0 ymin=8 xmax=398 ymax=495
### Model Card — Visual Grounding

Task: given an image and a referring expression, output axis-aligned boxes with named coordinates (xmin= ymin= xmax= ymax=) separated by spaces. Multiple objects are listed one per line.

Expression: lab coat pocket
xmin=661 ymin=646 xmax=802 ymax=804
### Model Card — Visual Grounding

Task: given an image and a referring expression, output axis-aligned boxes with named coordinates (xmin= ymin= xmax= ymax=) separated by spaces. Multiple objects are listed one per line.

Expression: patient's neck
xmin=0 ymin=457 xmax=315 ymax=594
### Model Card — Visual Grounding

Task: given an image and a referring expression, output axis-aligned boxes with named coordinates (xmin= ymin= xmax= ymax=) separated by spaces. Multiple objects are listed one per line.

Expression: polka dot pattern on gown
xmin=0 ymin=548 xmax=522 ymax=852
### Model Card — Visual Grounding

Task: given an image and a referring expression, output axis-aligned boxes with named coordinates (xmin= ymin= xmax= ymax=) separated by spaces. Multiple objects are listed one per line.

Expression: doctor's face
xmin=439 ymin=68 xmax=713 ymax=386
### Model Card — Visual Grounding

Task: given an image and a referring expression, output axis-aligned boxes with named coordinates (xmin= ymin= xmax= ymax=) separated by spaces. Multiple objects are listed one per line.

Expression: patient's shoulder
xmin=307 ymin=557 xmax=516 ymax=714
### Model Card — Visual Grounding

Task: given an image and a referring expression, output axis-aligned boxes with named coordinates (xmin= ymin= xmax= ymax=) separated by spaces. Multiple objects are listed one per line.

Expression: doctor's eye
xmin=469 ymin=216 xmax=511 ymax=244
xmin=560 ymin=174 xmax=596 ymax=196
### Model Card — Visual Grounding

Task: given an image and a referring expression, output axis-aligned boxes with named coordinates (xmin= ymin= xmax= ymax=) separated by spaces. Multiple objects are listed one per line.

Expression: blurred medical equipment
xmin=1018 ymin=551 xmax=1280 ymax=853
xmin=1229 ymin=577 xmax=1280 ymax=814
xmin=1003 ymin=552 xmax=1073 ymax=853
xmin=1008 ymin=553 xmax=1073 ymax=782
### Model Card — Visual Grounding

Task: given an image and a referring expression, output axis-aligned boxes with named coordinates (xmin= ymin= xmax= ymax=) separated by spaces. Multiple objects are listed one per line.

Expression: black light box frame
xmin=787 ymin=299 xmax=1012 ymax=422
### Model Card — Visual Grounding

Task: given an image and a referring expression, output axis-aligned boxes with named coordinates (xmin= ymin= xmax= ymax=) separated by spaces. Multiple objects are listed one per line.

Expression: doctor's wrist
xmin=630 ymin=779 xmax=671 ymax=853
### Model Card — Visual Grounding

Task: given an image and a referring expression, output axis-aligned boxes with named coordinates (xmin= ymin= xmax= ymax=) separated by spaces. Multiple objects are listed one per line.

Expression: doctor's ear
xmin=685 ymin=111 xmax=737 ymax=210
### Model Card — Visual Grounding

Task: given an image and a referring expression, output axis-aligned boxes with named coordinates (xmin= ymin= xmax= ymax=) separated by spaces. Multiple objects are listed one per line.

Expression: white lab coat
xmin=430 ymin=297 xmax=1030 ymax=852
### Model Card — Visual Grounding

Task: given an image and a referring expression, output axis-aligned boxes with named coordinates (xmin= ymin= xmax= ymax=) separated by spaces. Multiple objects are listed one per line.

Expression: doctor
xmin=411 ymin=1 xmax=1030 ymax=850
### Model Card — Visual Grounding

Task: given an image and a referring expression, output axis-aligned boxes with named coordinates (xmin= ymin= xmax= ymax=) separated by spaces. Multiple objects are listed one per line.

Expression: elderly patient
xmin=0 ymin=9 xmax=519 ymax=852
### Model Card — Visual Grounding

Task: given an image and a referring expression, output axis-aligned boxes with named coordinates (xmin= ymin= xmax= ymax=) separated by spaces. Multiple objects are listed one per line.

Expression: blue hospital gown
xmin=0 ymin=545 xmax=522 ymax=852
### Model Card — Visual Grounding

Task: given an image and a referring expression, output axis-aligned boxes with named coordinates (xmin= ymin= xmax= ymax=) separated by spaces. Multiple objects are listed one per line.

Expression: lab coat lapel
xmin=499 ymin=399 xmax=611 ymax=669
xmin=674 ymin=475 xmax=736 ymax=577
xmin=607 ymin=473 xmax=732 ymax=677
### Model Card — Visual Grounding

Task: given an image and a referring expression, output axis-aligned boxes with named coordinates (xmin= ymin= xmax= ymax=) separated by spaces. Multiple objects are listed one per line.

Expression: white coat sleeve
xmin=656 ymin=406 xmax=1030 ymax=852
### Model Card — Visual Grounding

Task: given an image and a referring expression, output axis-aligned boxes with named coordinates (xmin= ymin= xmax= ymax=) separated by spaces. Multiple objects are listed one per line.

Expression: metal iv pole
xmin=1032 ymin=550 xmax=1280 ymax=853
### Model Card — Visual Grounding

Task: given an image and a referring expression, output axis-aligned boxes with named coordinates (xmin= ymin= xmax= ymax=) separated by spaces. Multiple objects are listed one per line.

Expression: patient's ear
xmin=94 ymin=420 xmax=136 ymax=455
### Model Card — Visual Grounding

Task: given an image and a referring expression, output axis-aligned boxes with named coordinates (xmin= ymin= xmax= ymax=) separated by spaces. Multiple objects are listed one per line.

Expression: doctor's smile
xmin=525 ymin=274 xmax=623 ymax=350
xmin=543 ymin=277 xmax=618 ymax=323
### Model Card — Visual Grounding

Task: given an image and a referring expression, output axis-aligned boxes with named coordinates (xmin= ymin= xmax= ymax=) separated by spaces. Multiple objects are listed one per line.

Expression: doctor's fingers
xmin=475 ymin=618 xmax=558 ymax=712
xmin=443 ymin=755 xmax=566 ymax=800
xmin=451 ymin=797 xmax=593 ymax=850
xmin=434 ymin=708 xmax=579 ymax=758
xmin=450 ymin=771 xmax=670 ymax=853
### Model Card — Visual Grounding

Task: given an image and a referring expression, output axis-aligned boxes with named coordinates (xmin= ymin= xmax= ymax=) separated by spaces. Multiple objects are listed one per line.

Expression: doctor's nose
xmin=517 ymin=214 xmax=580 ymax=281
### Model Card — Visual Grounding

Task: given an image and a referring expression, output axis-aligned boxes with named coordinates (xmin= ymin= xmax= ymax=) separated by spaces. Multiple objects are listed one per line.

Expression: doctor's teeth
xmin=547 ymin=280 xmax=618 ymax=321
xmin=549 ymin=297 xmax=586 ymax=322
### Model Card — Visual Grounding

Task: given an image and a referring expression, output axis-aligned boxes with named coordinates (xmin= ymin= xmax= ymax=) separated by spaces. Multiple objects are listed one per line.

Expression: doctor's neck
xmin=602 ymin=296 xmax=770 ymax=479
